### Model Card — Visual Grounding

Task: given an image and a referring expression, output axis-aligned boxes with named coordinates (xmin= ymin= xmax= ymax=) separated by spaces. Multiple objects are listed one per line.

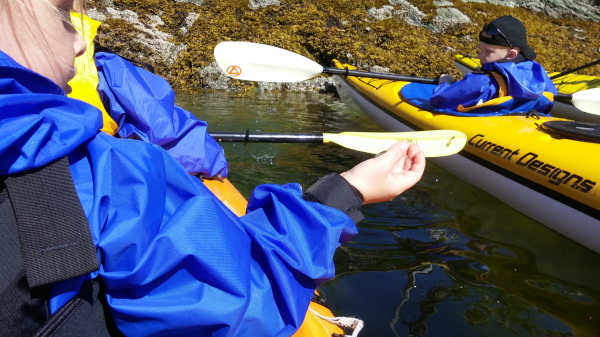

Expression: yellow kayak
xmin=332 ymin=59 xmax=600 ymax=254
xmin=454 ymin=54 xmax=600 ymax=123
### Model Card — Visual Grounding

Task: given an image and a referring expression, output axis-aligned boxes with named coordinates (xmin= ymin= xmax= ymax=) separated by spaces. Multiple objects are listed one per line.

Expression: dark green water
xmin=177 ymin=91 xmax=600 ymax=337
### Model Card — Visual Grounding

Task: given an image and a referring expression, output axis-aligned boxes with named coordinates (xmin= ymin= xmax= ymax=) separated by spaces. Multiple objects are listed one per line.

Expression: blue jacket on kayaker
xmin=94 ymin=51 xmax=230 ymax=179
xmin=66 ymin=12 xmax=228 ymax=179
xmin=429 ymin=15 xmax=557 ymax=114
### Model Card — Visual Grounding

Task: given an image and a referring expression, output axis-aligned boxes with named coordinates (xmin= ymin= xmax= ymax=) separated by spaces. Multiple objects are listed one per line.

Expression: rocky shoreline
xmin=89 ymin=0 xmax=600 ymax=92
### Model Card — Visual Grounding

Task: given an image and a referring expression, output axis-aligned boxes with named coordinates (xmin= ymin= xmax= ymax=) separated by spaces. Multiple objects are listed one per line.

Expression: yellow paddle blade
xmin=323 ymin=130 xmax=467 ymax=157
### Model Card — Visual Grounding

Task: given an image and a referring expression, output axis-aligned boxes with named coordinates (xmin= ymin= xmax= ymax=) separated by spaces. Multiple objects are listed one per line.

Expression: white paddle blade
xmin=323 ymin=130 xmax=467 ymax=157
xmin=213 ymin=41 xmax=323 ymax=82
xmin=571 ymin=88 xmax=600 ymax=115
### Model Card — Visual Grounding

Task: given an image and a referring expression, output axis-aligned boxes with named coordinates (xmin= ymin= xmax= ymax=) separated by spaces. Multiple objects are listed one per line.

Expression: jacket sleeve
xmin=53 ymin=134 xmax=358 ymax=336
xmin=95 ymin=52 xmax=228 ymax=178
xmin=430 ymin=72 xmax=499 ymax=110
xmin=302 ymin=172 xmax=364 ymax=224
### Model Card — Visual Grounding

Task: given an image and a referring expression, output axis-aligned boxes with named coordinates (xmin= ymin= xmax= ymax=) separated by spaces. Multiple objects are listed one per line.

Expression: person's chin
xmin=64 ymin=83 xmax=72 ymax=94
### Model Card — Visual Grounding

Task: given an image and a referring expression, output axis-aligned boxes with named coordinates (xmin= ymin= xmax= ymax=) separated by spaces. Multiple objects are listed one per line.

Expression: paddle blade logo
xmin=226 ymin=65 xmax=242 ymax=77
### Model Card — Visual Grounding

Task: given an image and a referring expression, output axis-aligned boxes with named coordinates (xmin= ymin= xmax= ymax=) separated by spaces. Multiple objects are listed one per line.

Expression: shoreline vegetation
xmin=89 ymin=0 xmax=600 ymax=93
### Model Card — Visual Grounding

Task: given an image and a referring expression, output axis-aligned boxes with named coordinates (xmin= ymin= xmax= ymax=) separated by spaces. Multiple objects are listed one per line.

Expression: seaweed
xmin=88 ymin=0 xmax=600 ymax=92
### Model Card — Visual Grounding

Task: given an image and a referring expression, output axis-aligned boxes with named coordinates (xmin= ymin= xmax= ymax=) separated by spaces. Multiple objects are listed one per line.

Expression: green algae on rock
xmin=88 ymin=0 xmax=600 ymax=92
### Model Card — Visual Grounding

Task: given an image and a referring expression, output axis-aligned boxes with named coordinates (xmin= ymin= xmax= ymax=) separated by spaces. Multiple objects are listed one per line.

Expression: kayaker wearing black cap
xmin=478 ymin=15 xmax=536 ymax=63
xmin=429 ymin=15 xmax=557 ymax=113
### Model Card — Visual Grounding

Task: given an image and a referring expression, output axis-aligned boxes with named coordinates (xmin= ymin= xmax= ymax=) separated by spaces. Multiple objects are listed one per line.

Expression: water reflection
xmin=327 ymin=196 xmax=600 ymax=336
xmin=178 ymin=91 xmax=600 ymax=337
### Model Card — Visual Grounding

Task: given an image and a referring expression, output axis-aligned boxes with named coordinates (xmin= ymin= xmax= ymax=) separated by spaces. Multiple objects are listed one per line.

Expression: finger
xmin=391 ymin=150 xmax=425 ymax=181
xmin=376 ymin=141 xmax=410 ymax=169
xmin=405 ymin=143 xmax=421 ymax=159
xmin=391 ymin=156 xmax=412 ymax=174
xmin=408 ymin=151 xmax=426 ymax=175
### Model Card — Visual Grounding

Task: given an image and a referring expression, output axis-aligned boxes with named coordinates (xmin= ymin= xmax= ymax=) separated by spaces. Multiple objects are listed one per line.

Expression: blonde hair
xmin=0 ymin=1 xmax=55 ymax=54
xmin=0 ymin=0 xmax=86 ymax=39
xmin=0 ymin=0 xmax=85 ymax=84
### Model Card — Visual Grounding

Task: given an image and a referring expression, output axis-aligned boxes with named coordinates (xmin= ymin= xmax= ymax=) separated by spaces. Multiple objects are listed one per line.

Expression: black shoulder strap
xmin=34 ymin=279 xmax=120 ymax=337
xmin=4 ymin=156 xmax=99 ymax=288
xmin=0 ymin=182 xmax=49 ymax=336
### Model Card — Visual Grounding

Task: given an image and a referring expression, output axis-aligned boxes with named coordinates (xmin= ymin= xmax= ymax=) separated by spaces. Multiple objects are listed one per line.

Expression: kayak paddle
xmin=209 ymin=130 xmax=467 ymax=157
xmin=214 ymin=41 xmax=448 ymax=84
xmin=214 ymin=41 xmax=600 ymax=115
xmin=550 ymin=59 xmax=600 ymax=80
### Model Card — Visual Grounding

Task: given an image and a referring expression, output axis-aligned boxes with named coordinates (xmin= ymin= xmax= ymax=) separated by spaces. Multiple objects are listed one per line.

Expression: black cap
xmin=479 ymin=15 xmax=536 ymax=61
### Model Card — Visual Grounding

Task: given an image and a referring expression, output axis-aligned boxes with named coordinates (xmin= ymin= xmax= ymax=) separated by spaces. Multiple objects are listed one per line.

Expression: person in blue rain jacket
xmin=0 ymin=0 xmax=425 ymax=335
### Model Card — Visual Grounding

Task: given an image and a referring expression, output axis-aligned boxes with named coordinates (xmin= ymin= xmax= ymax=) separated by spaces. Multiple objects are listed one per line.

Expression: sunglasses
xmin=481 ymin=24 xmax=514 ymax=49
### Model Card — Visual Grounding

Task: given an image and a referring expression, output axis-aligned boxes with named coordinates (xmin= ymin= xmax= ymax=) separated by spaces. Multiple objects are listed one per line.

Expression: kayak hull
xmin=332 ymin=63 xmax=600 ymax=254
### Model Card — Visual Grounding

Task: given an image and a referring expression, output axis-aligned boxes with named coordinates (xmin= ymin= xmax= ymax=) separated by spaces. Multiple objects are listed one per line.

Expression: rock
xmin=387 ymin=0 xmax=428 ymax=27
xmin=180 ymin=13 xmax=199 ymax=35
xmin=88 ymin=7 xmax=186 ymax=65
xmin=175 ymin=0 xmax=203 ymax=5
xmin=369 ymin=65 xmax=391 ymax=73
xmin=433 ymin=7 xmax=472 ymax=32
xmin=461 ymin=0 xmax=600 ymax=21
xmin=87 ymin=8 xmax=106 ymax=22
xmin=434 ymin=1 xmax=455 ymax=7
xmin=461 ymin=0 xmax=516 ymax=7
xmin=377 ymin=0 xmax=470 ymax=32
xmin=87 ymin=0 xmax=600 ymax=92
xmin=367 ymin=5 xmax=398 ymax=21
xmin=198 ymin=62 xmax=231 ymax=90
xmin=249 ymin=0 xmax=280 ymax=10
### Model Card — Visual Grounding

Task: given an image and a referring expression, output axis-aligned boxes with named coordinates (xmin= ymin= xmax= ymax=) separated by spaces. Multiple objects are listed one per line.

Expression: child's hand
xmin=340 ymin=142 xmax=425 ymax=204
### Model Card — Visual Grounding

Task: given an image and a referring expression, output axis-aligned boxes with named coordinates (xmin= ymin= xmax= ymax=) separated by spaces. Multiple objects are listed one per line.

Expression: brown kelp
xmin=89 ymin=0 xmax=600 ymax=92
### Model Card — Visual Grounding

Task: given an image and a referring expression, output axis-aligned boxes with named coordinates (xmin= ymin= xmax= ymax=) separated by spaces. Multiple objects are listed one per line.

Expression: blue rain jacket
xmin=0 ymin=51 xmax=358 ymax=336
xmin=95 ymin=52 xmax=228 ymax=178
xmin=422 ymin=60 xmax=557 ymax=116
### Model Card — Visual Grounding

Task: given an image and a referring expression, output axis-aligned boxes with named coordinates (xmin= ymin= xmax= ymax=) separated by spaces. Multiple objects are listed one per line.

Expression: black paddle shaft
xmin=323 ymin=67 xmax=440 ymax=85
xmin=550 ymin=59 xmax=600 ymax=80
xmin=209 ymin=132 xmax=324 ymax=143
xmin=556 ymin=93 xmax=572 ymax=101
